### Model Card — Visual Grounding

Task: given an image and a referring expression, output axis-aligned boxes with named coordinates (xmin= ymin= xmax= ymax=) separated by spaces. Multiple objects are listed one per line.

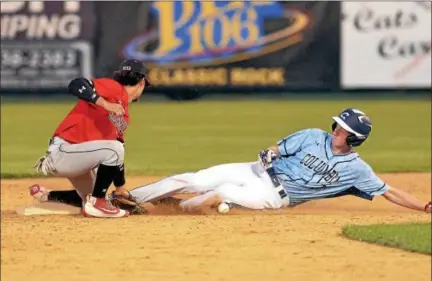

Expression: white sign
xmin=341 ymin=2 xmax=431 ymax=88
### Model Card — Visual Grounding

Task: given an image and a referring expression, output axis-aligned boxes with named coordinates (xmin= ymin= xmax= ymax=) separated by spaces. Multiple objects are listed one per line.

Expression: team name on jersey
xmin=300 ymin=153 xmax=340 ymax=184
xmin=108 ymin=113 xmax=128 ymax=135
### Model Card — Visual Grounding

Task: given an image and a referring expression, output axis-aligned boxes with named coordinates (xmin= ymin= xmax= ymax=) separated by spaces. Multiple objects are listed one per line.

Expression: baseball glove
xmin=108 ymin=191 xmax=148 ymax=215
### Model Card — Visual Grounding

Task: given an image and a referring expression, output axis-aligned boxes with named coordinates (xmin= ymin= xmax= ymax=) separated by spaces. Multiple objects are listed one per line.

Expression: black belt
xmin=265 ymin=166 xmax=290 ymax=206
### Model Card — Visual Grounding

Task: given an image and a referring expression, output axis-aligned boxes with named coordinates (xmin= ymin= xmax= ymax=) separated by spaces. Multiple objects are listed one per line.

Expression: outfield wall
xmin=0 ymin=1 xmax=430 ymax=99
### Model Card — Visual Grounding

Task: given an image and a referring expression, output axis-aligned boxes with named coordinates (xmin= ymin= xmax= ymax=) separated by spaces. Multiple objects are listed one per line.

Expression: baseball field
xmin=1 ymin=97 xmax=431 ymax=281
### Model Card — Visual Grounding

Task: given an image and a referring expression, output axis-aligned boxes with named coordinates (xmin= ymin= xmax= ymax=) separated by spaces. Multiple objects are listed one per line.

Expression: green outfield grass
xmin=342 ymin=223 xmax=432 ymax=255
xmin=1 ymin=99 xmax=430 ymax=177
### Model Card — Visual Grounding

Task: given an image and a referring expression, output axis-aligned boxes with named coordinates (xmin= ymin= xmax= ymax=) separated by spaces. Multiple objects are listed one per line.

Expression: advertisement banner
xmin=98 ymin=1 xmax=340 ymax=91
xmin=341 ymin=2 xmax=431 ymax=89
xmin=0 ymin=1 xmax=95 ymax=90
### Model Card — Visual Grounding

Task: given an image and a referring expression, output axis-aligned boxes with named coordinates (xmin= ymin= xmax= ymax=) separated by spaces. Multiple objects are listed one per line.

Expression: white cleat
xmin=29 ymin=184 xmax=51 ymax=202
xmin=82 ymin=195 xmax=130 ymax=218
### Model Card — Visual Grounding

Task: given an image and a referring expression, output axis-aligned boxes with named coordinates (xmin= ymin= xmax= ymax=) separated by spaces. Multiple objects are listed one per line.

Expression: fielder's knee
xmin=101 ymin=141 xmax=125 ymax=166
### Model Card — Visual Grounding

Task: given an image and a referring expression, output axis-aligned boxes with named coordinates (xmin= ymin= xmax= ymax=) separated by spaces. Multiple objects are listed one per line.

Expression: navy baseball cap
xmin=118 ymin=59 xmax=152 ymax=87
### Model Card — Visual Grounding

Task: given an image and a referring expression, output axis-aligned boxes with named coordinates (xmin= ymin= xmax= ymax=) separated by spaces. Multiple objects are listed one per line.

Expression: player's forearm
xmin=383 ymin=188 xmax=428 ymax=212
xmin=94 ymin=96 xmax=110 ymax=108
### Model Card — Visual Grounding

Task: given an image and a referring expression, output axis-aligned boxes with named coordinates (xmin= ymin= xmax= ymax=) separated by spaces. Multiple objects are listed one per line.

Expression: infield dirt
xmin=1 ymin=173 xmax=431 ymax=281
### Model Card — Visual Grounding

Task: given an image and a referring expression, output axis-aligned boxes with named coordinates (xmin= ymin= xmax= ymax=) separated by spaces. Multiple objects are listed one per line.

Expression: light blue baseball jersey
xmin=272 ymin=128 xmax=388 ymax=206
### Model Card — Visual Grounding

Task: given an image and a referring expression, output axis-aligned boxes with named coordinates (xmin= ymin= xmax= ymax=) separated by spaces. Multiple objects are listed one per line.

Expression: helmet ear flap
xmin=331 ymin=122 xmax=337 ymax=131
xmin=346 ymin=134 xmax=366 ymax=147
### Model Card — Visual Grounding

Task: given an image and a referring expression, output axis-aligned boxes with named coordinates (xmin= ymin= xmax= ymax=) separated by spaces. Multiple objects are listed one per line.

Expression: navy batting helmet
xmin=113 ymin=59 xmax=152 ymax=87
xmin=331 ymin=108 xmax=372 ymax=147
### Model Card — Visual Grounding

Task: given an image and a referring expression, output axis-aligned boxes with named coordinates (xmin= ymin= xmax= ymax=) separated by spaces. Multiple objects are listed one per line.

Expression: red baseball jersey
xmin=53 ymin=78 xmax=130 ymax=144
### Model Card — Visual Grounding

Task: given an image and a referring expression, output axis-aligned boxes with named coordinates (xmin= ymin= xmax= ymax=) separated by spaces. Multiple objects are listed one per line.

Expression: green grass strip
xmin=342 ymin=222 xmax=432 ymax=255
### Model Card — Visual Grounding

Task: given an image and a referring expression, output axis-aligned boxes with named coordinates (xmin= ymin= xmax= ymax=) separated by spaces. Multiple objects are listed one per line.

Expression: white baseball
xmin=217 ymin=202 xmax=230 ymax=214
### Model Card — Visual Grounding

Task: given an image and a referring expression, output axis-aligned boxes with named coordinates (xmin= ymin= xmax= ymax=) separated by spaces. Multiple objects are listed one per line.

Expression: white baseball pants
xmin=129 ymin=161 xmax=289 ymax=210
